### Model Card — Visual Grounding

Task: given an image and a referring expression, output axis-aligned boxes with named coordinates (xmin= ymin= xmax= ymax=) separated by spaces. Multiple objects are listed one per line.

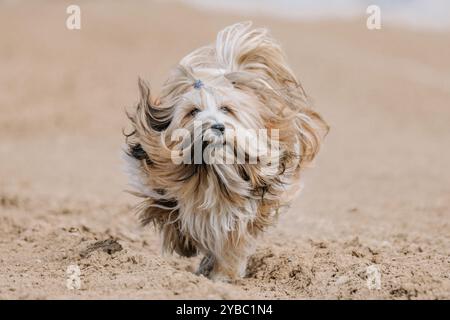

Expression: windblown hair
xmin=124 ymin=22 xmax=328 ymax=280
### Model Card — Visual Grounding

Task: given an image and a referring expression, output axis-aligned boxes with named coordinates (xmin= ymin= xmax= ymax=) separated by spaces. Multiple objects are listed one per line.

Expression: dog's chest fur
xmin=172 ymin=164 xmax=259 ymax=251
xmin=125 ymin=154 xmax=261 ymax=253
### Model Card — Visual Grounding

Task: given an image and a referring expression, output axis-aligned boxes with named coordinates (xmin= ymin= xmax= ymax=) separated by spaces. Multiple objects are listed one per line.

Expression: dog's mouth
xmin=201 ymin=139 xmax=227 ymax=148
xmin=200 ymin=138 xmax=228 ymax=165
xmin=171 ymin=124 xmax=258 ymax=166
xmin=200 ymin=128 xmax=228 ymax=150
xmin=181 ymin=129 xmax=230 ymax=165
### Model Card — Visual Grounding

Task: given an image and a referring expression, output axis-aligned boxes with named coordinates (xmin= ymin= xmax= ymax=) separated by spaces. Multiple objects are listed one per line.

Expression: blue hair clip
xmin=193 ymin=79 xmax=204 ymax=89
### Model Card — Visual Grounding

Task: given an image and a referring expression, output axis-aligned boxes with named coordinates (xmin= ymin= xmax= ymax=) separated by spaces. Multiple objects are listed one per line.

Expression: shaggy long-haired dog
xmin=124 ymin=22 xmax=328 ymax=281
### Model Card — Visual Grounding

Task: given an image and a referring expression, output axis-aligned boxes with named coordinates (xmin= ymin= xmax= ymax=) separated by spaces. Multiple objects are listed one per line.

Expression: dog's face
xmin=173 ymin=79 xmax=261 ymax=138
xmin=165 ymin=72 xmax=272 ymax=165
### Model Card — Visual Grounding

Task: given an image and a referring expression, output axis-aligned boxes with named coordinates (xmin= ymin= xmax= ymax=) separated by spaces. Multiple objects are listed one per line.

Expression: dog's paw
xmin=196 ymin=254 xmax=245 ymax=282
xmin=196 ymin=254 xmax=215 ymax=277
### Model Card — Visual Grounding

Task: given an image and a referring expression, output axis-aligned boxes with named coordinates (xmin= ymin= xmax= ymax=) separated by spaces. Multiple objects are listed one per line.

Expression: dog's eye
xmin=220 ymin=105 xmax=231 ymax=113
xmin=189 ymin=108 xmax=200 ymax=117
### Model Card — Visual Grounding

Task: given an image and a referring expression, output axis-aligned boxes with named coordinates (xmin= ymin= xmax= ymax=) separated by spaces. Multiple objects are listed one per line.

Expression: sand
xmin=0 ymin=0 xmax=449 ymax=299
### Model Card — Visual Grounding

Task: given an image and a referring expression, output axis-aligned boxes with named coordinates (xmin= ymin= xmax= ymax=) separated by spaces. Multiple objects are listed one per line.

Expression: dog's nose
xmin=211 ymin=123 xmax=225 ymax=133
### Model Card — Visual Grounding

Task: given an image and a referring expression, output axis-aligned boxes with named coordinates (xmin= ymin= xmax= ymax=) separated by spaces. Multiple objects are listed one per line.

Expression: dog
xmin=123 ymin=22 xmax=328 ymax=281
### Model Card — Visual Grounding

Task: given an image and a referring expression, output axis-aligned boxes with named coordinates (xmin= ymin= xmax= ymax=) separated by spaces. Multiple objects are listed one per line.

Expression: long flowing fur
xmin=124 ymin=22 xmax=328 ymax=280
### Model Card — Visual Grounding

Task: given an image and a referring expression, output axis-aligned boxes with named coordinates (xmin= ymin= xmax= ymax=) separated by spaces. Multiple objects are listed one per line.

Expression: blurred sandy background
xmin=0 ymin=0 xmax=449 ymax=299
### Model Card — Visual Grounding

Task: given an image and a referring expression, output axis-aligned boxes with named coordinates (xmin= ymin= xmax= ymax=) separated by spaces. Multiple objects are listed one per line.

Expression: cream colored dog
xmin=124 ymin=22 xmax=328 ymax=281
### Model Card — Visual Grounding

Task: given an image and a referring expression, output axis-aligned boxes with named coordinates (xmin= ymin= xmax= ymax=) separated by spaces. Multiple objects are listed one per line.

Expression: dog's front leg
xmin=197 ymin=251 xmax=249 ymax=282
xmin=196 ymin=254 xmax=216 ymax=278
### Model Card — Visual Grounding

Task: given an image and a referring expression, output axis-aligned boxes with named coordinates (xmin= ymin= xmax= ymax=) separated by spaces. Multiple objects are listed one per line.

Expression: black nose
xmin=211 ymin=123 xmax=225 ymax=133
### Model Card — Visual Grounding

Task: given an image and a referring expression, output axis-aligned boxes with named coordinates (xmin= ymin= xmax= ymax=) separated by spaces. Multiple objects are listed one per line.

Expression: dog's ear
xmin=135 ymin=78 xmax=172 ymax=133
xmin=216 ymin=22 xmax=298 ymax=90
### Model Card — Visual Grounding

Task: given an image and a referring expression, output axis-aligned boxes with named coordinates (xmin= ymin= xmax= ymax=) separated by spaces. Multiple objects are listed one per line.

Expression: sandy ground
xmin=0 ymin=1 xmax=449 ymax=299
